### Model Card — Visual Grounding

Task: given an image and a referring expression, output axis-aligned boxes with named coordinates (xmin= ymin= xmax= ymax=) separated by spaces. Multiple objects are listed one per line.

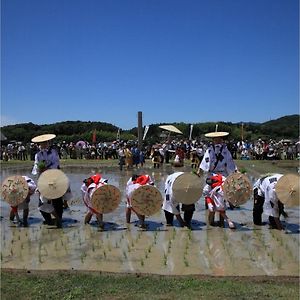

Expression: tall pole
xmin=138 ymin=111 xmax=143 ymax=150
xmin=241 ymin=122 xmax=244 ymax=141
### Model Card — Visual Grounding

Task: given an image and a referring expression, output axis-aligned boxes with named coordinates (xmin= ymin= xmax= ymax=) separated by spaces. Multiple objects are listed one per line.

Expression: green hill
xmin=1 ymin=115 xmax=299 ymax=144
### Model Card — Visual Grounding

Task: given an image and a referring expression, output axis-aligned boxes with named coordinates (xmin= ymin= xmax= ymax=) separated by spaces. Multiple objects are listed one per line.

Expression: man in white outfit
xmin=197 ymin=127 xmax=237 ymax=226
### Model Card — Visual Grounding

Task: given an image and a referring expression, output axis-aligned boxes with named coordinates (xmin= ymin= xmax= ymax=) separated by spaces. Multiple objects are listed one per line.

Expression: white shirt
xmin=162 ymin=172 xmax=183 ymax=214
xmin=257 ymin=174 xmax=283 ymax=218
xmin=199 ymin=144 xmax=236 ymax=177
xmin=32 ymin=148 xmax=60 ymax=175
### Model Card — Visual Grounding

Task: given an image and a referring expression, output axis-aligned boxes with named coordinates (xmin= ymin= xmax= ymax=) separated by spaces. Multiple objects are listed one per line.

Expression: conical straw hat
xmin=1 ymin=176 xmax=29 ymax=206
xmin=172 ymin=173 xmax=204 ymax=204
xmin=275 ymin=174 xmax=300 ymax=207
xmin=131 ymin=185 xmax=163 ymax=216
xmin=31 ymin=134 xmax=56 ymax=143
xmin=223 ymin=173 xmax=252 ymax=206
xmin=205 ymin=132 xmax=229 ymax=138
xmin=91 ymin=184 xmax=121 ymax=214
xmin=204 ymin=124 xmax=229 ymax=138
xmin=37 ymin=169 xmax=69 ymax=199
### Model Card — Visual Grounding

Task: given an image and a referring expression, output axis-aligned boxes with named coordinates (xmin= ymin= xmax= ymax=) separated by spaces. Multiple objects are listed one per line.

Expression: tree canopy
xmin=1 ymin=115 xmax=299 ymax=144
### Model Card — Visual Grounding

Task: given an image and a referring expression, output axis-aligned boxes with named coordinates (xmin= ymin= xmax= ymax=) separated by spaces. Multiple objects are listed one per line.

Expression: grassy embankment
xmin=1 ymin=270 xmax=299 ymax=300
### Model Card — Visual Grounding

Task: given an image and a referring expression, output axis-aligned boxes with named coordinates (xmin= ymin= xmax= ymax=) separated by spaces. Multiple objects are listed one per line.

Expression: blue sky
xmin=1 ymin=0 xmax=299 ymax=129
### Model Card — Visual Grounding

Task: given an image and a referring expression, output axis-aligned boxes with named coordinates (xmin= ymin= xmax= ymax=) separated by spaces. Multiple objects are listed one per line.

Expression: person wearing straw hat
xmin=197 ymin=125 xmax=237 ymax=226
xmin=254 ymin=173 xmax=288 ymax=230
xmin=162 ymin=172 xmax=202 ymax=228
xmin=31 ymin=134 xmax=67 ymax=228
xmin=81 ymin=173 xmax=108 ymax=229
xmin=205 ymin=173 xmax=236 ymax=229
xmin=7 ymin=176 xmax=37 ymax=227
xmin=125 ymin=174 xmax=154 ymax=229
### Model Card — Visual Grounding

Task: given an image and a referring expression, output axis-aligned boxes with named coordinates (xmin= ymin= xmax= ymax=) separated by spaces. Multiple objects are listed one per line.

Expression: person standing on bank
xmin=31 ymin=134 xmax=66 ymax=228
xmin=197 ymin=126 xmax=238 ymax=226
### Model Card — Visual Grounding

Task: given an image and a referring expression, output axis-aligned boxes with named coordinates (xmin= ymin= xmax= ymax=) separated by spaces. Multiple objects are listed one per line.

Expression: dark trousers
xmin=253 ymin=191 xmax=265 ymax=225
xmin=182 ymin=204 xmax=195 ymax=226
xmin=164 ymin=204 xmax=195 ymax=226
xmin=39 ymin=197 xmax=63 ymax=225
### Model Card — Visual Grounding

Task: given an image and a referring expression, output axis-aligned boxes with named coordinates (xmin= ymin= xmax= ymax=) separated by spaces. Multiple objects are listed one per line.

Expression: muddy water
xmin=1 ymin=165 xmax=299 ymax=276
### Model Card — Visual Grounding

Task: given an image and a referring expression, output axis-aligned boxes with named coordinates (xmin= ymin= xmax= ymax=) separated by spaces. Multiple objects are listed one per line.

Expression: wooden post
xmin=138 ymin=111 xmax=143 ymax=150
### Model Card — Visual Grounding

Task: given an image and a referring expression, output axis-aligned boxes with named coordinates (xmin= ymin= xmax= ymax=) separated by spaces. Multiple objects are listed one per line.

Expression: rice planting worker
xmin=81 ymin=173 xmax=108 ymax=229
xmin=197 ymin=126 xmax=237 ymax=226
xmin=162 ymin=172 xmax=202 ymax=229
xmin=205 ymin=173 xmax=236 ymax=229
xmin=253 ymin=173 xmax=288 ymax=229
xmin=31 ymin=134 xmax=66 ymax=228
xmin=9 ymin=176 xmax=37 ymax=227
xmin=125 ymin=174 xmax=154 ymax=228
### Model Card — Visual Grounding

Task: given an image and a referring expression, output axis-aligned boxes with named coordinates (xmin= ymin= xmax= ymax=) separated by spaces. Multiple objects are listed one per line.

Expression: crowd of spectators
xmin=1 ymin=138 xmax=299 ymax=166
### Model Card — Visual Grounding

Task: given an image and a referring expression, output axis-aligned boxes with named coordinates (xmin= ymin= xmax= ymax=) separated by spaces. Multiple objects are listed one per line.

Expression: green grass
xmin=1 ymin=270 xmax=299 ymax=300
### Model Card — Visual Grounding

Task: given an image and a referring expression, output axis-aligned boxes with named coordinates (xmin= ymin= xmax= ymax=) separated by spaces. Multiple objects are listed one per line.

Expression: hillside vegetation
xmin=1 ymin=114 xmax=299 ymax=144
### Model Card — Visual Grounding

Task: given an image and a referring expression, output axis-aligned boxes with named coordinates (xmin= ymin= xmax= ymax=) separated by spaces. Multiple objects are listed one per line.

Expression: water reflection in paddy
xmin=1 ymin=165 xmax=299 ymax=276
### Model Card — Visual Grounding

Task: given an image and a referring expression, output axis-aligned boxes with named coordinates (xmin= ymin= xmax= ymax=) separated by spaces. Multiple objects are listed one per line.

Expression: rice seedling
xmin=122 ymin=250 xmax=127 ymax=259
xmin=167 ymin=240 xmax=172 ymax=253
xmin=172 ymin=228 xmax=176 ymax=240
xmin=163 ymin=252 xmax=167 ymax=266
xmin=103 ymin=250 xmax=107 ymax=258
xmin=80 ymin=251 xmax=86 ymax=263
xmin=107 ymin=242 xmax=112 ymax=252
xmin=183 ymin=255 xmax=189 ymax=267
xmin=140 ymin=259 xmax=144 ymax=266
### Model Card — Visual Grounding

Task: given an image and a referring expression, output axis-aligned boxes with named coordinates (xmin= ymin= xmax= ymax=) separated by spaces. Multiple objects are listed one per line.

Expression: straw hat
xmin=275 ymin=174 xmax=300 ymax=207
xmin=37 ymin=169 xmax=69 ymax=199
xmin=131 ymin=185 xmax=163 ymax=216
xmin=204 ymin=124 xmax=229 ymax=138
xmin=31 ymin=134 xmax=56 ymax=143
xmin=1 ymin=175 xmax=29 ymax=206
xmin=205 ymin=132 xmax=229 ymax=138
xmin=91 ymin=184 xmax=121 ymax=214
xmin=223 ymin=173 xmax=252 ymax=206
xmin=172 ymin=173 xmax=204 ymax=204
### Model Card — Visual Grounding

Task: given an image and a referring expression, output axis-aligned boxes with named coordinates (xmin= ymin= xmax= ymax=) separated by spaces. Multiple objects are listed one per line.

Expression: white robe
xmin=162 ymin=172 xmax=184 ymax=215
xmin=258 ymin=174 xmax=283 ymax=218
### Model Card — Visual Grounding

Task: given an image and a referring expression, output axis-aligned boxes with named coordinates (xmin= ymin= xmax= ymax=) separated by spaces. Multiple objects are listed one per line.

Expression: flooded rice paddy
xmin=1 ymin=163 xmax=299 ymax=276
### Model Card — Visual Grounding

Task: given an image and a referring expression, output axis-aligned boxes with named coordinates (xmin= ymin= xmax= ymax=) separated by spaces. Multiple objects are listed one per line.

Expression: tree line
xmin=1 ymin=115 xmax=299 ymax=144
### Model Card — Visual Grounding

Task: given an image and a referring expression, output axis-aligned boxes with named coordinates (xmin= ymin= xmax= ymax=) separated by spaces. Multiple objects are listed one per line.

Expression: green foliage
xmin=1 ymin=115 xmax=299 ymax=144
xmin=1 ymin=271 xmax=299 ymax=300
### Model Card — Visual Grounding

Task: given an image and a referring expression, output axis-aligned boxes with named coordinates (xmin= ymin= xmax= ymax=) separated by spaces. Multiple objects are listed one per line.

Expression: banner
xmin=92 ymin=129 xmax=97 ymax=143
xmin=116 ymin=128 xmax=121 ymax=141
xmin=143 ymin=125 xmax=149 ymax=140
xmin=189 ymin=124 xmax=193 ymax=140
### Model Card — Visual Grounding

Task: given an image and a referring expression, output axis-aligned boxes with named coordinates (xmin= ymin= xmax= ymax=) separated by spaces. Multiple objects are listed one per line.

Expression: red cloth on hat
xmin=211 ymin=174 xmax=223 ymax=188
xmin=91 ymin=174 xmax=102 ymax=185
xmin=133 ymin=175 xmax=150 ymax=185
